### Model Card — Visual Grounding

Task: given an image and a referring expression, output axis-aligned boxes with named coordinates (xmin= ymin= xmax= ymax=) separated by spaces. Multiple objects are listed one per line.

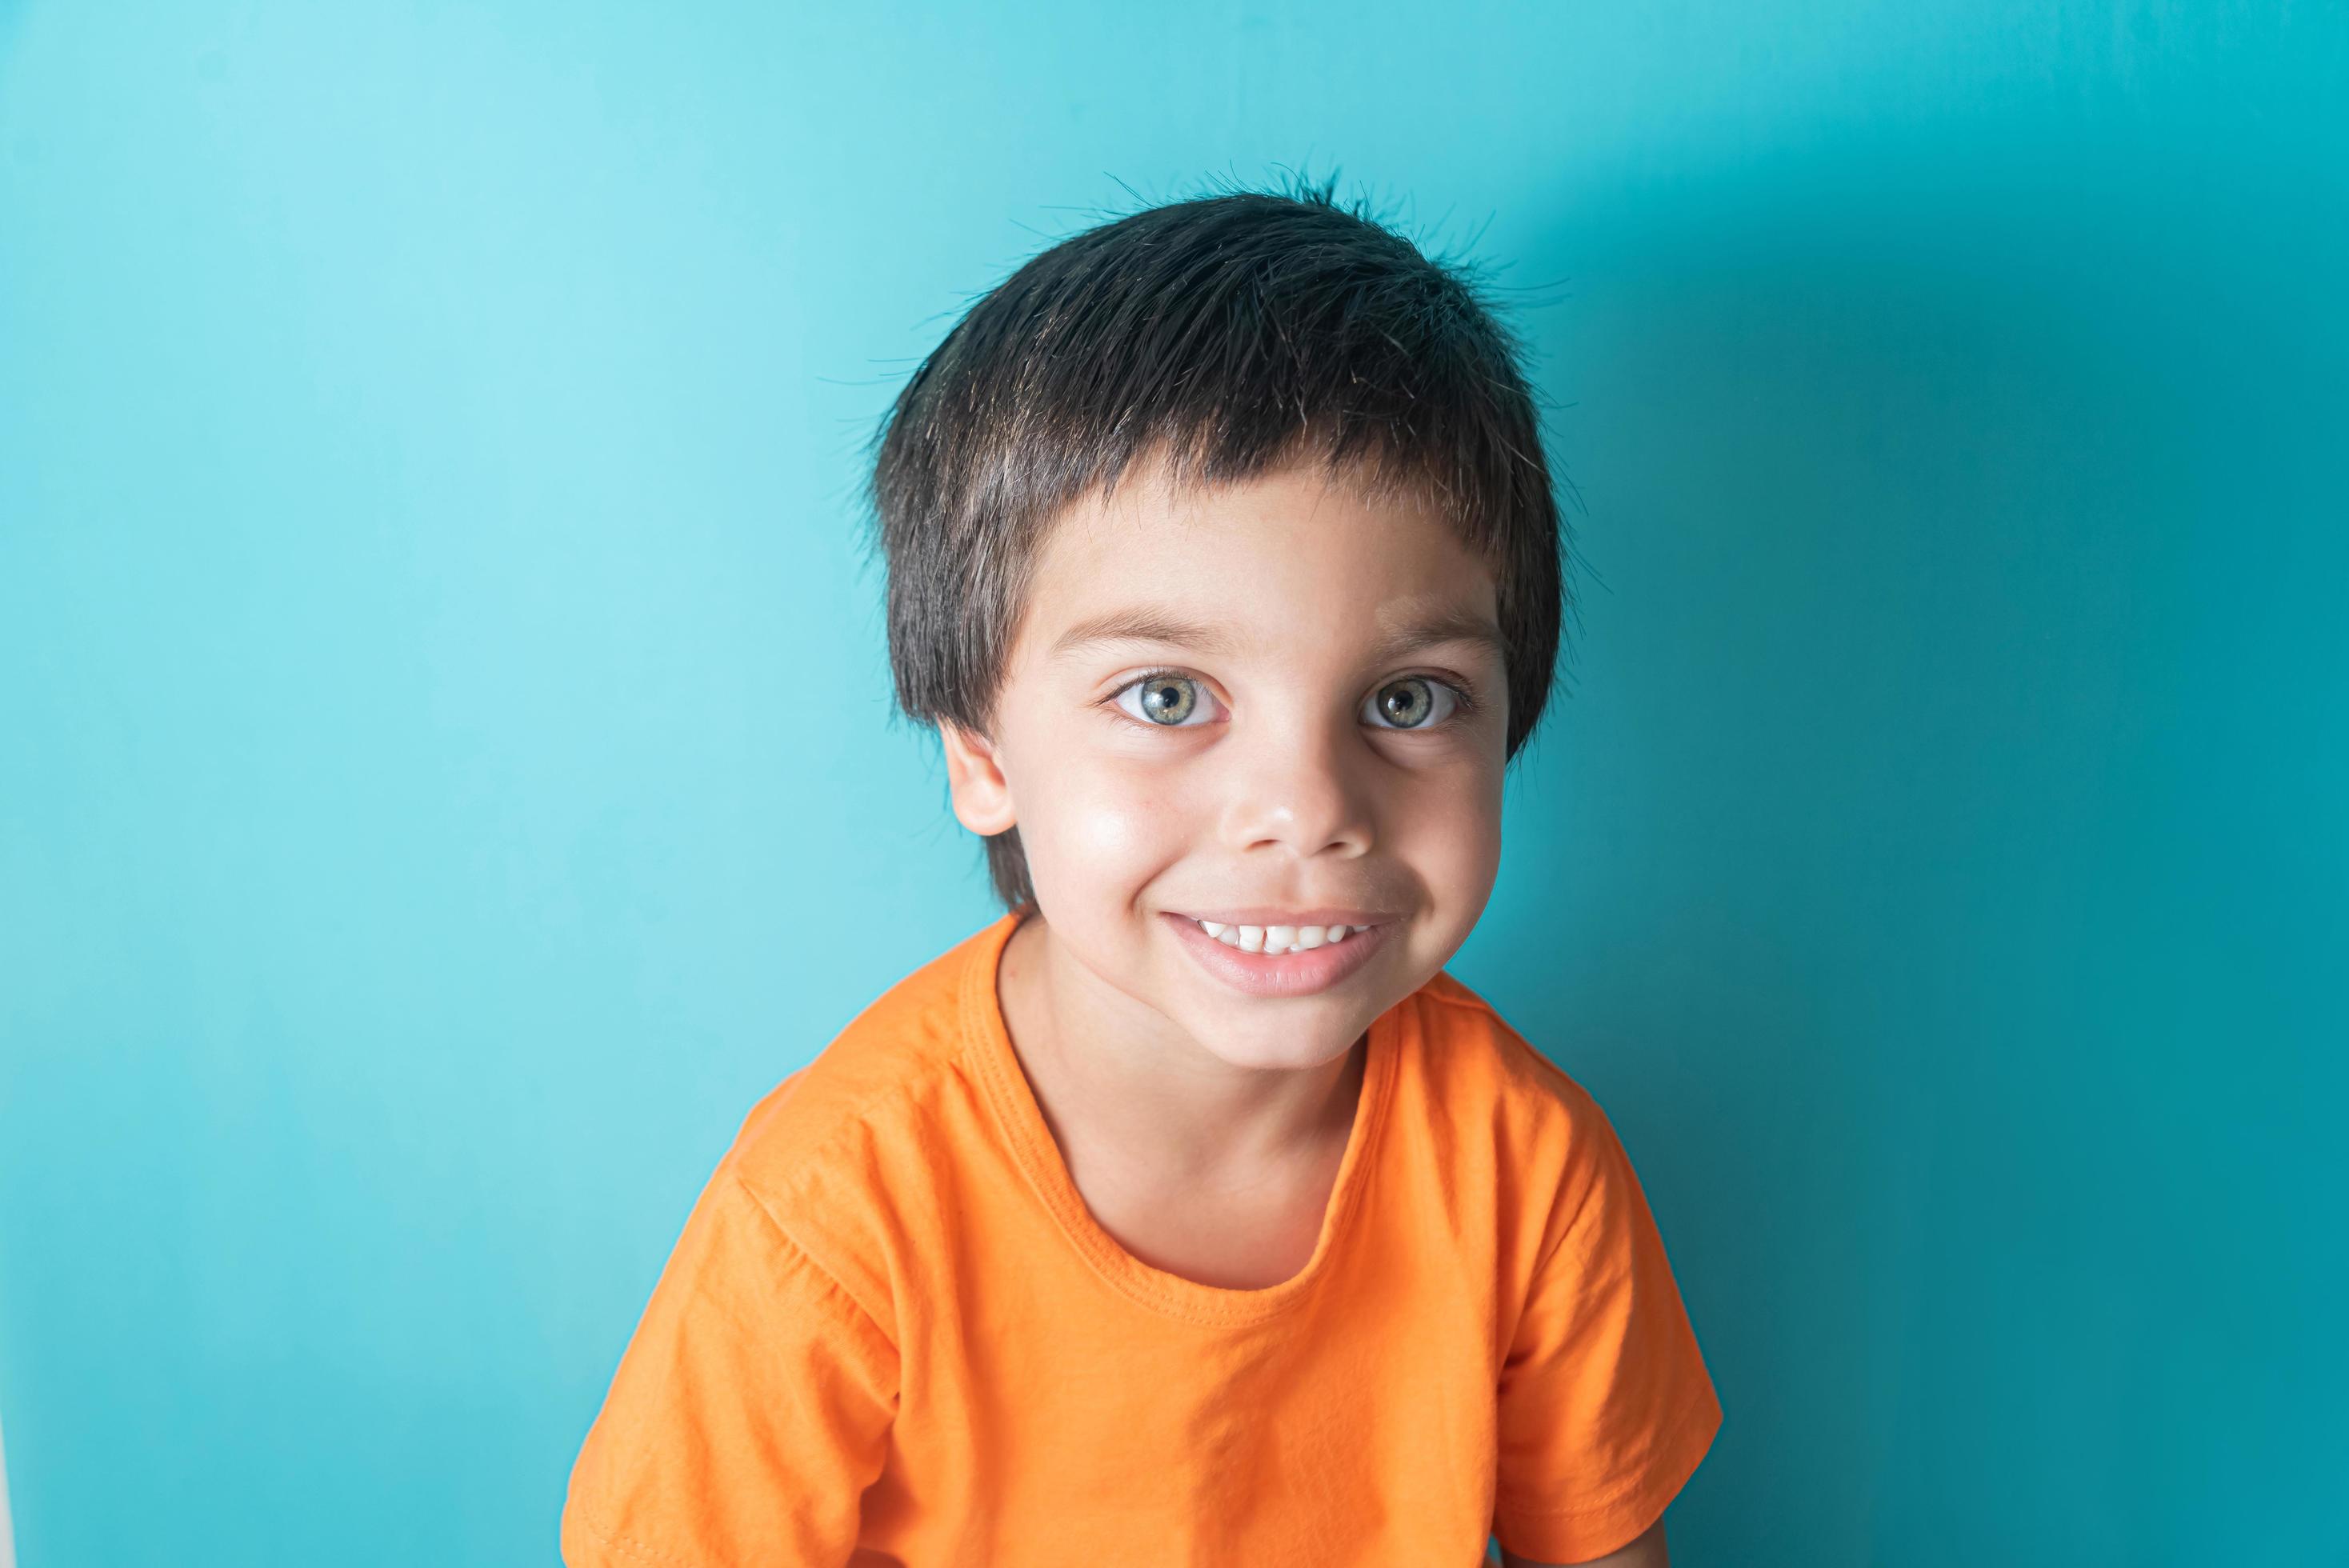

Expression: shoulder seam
xmin=724 ymin=1170 xmax=898 ymax=1348
xmin=1425 ymin=976 xmax=1589 ymax=1103
xmin=1529 ymin=1090 xmax=1631 ymax=1279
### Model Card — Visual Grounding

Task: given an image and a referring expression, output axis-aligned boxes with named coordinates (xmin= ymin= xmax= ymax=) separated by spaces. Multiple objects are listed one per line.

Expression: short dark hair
xmin=859 ymin=173 xmax=1574 ymax=918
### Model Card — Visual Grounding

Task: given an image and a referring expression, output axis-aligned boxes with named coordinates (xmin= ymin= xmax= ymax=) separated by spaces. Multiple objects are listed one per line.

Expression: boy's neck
xmin=995 ymin=910 xmax=1367 ymax=1186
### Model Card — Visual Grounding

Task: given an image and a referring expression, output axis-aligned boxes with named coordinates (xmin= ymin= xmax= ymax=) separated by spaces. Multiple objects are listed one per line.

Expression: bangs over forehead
xmin=861 ymin=174 xmax=1572 ymax=915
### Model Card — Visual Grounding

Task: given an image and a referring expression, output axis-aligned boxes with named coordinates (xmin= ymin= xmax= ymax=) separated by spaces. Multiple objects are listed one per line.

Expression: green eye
xmin=1114 ymin=671 xmax=1215 ymax=726
xmin=1363 ymin=677 xmax=1460 ymax=730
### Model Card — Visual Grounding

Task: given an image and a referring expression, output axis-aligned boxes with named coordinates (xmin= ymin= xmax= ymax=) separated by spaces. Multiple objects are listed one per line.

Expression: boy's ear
xmin=938 ymin=720 xmax=1018 ymax=837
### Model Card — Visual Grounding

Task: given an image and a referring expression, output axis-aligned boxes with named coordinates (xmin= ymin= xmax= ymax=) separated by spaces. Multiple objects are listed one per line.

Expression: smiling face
xmin=938 ymin=452 xmax=1511 ymax=1076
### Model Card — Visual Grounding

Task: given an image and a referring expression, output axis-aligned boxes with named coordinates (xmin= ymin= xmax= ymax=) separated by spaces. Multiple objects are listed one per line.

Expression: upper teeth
xmin=1193 ymin=918 xmax=1362 ymax=954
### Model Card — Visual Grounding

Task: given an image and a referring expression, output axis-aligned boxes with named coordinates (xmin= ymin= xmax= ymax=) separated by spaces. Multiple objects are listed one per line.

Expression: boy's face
xmin=939 ymin=454 xmax=1509 ymax=1076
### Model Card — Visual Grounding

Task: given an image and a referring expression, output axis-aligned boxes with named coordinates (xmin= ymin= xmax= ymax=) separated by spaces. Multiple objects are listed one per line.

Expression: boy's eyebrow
xmin=1046 ymin=604 xmax=1507 ymax=668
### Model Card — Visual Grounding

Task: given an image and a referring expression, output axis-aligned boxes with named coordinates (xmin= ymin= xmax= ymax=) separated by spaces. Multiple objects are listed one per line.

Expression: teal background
xmin=2 ymin=2 xmax=2343 ymax=1562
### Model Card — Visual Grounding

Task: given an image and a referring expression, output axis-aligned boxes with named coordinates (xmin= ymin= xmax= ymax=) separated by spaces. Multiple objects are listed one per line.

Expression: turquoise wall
xmin=2 ymin=2 xmax=2341 ymax=1562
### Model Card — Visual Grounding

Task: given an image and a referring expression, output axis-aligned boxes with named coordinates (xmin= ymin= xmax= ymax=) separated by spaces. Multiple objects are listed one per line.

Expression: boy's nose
xmin=1216 ymin=716 xmax=1378 ymax=859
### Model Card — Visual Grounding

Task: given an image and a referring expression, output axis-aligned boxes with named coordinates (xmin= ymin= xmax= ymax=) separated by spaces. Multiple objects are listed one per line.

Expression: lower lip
xmin=1162 ymin=912 xmax=1391 ymax=998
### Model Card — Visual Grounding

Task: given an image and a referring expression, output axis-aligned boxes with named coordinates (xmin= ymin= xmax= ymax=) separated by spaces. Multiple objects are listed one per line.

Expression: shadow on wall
xmin=1467 ymin=116 xmax=2346 ymax=1565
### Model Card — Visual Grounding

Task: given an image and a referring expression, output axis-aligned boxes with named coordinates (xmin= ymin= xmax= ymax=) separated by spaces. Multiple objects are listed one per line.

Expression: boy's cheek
xmin=1382 ymin=790 xmax=1505 ymax=933
xmin=1016 ymin=770 xmax=1191 ymax=905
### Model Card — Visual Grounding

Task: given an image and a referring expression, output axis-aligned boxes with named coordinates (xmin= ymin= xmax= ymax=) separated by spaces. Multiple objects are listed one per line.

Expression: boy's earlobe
xmin=938 ymin=720 xmax=1017 ymax=837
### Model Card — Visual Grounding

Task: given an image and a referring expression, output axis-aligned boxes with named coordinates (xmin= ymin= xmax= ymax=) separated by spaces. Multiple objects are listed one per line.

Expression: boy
xmin=560 ymin=178 xmax=1722 ymax=1566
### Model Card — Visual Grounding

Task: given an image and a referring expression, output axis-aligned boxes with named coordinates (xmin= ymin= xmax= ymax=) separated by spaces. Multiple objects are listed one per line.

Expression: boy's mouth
xmin=1160 ymin=910 xmax=1392 ymax=998
xmin=1170 ymin=912 xmax=1383 ymax=956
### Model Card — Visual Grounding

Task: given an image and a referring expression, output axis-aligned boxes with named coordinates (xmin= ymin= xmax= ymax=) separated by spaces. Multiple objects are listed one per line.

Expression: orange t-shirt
xmin=562 ymin=911 xmax=1723 ymax=1566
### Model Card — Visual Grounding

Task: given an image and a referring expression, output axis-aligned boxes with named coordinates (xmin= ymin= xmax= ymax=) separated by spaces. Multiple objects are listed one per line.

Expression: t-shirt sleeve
xmin=1491 ymin=1096 xmax=1723 ymax=1563
xmin=560 ymin=1166 xmax=898 ymax=1568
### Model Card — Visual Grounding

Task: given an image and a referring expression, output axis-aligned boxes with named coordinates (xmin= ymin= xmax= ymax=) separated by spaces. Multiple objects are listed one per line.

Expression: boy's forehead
xmin=1020 ymin=459 xmax=1503 ymax=669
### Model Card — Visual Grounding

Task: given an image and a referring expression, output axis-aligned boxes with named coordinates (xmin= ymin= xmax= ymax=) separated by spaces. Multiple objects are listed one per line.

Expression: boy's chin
xmin=1162 ymin=999 xmax=1371 ymax=1070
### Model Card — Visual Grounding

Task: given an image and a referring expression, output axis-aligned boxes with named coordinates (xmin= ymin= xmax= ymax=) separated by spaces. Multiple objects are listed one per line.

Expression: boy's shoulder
xmin=1411 ymin=966 xmax=1626 ymax=1176
xmin=1417 ymin=966 xmax=1601 ymax=1099
xmin=689 ymin=921 xmax=1006 ymax=1333
xmin=717 ymin=920 xmax=993 ymax=1201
